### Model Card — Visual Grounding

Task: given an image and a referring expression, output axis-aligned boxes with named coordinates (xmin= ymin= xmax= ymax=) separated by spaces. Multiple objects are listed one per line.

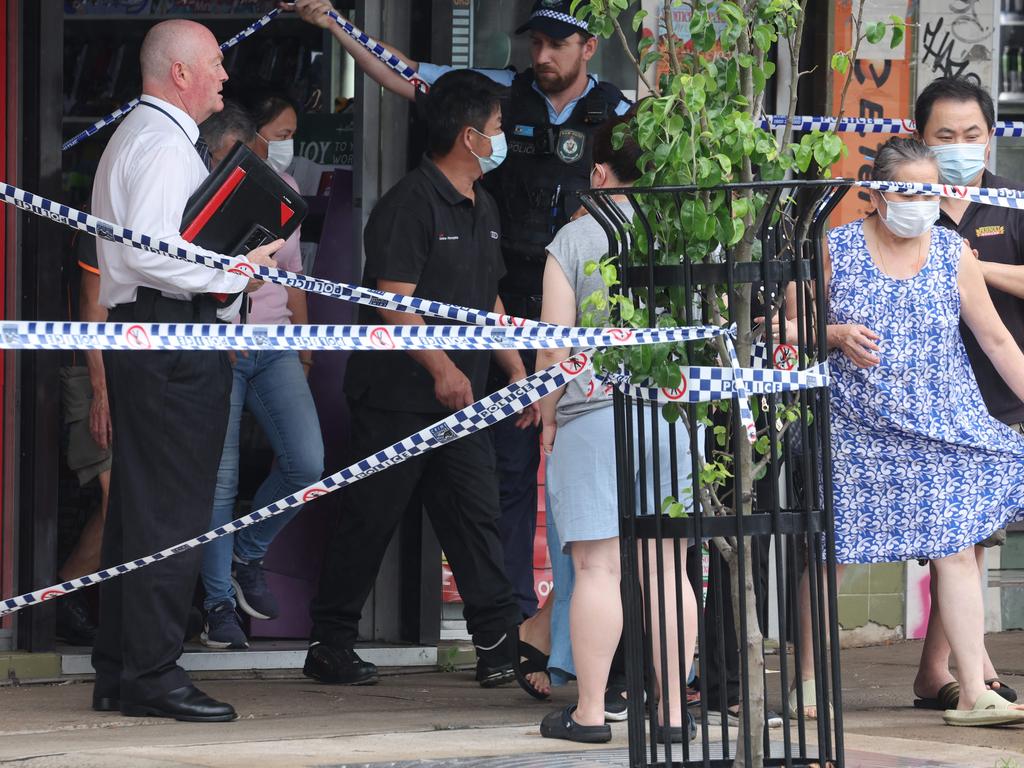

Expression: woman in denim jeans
xmin=198 ymin=95 xmax=324 ymax=648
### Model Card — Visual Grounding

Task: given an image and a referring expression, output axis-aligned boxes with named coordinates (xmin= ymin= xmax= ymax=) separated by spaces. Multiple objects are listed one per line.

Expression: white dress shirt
xmin=92 ymin=95 xmax=248 ymax=313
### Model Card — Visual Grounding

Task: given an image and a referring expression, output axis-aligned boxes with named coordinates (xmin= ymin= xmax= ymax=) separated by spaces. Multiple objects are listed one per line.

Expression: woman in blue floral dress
xmin=794 ymin=137 xmax=1024 ymax=726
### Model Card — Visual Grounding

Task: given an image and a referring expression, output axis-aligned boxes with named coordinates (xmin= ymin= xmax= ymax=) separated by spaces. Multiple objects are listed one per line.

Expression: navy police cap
xmin=515 ymin=0 xmax=591 ymax=39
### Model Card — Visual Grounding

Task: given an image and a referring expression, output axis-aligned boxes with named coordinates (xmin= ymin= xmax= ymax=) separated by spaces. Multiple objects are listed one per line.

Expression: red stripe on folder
xmin=181 ymin=167 xmax=247 ymax=243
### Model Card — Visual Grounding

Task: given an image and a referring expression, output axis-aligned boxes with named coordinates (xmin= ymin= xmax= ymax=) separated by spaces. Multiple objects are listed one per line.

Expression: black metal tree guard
xmin=581 ymin=180 xmax=853 ymax=768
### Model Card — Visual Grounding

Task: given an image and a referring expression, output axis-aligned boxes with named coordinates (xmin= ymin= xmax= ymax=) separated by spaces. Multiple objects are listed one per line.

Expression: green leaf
xmin=583 ymin=261 xmax=598 ymax=276
xmin=662 ymin=402 xmax=681 ymax=424
xmin=890 ymin=23 xmax=904 ymax=49
xmin=830 ymin=51 xmax=849 ymax=75
xmin=752 ymin=24 xmax=774 ymax=52
xmin=632 ymin=9 xmax=648 ymax=31
xmin=617 ymin=295 xmax=636 ymax=322
xmin=865 ymin=20 xmax=886 ymax=44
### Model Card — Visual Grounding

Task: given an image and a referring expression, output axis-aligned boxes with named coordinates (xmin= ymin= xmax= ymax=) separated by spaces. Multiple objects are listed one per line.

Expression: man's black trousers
xmin=310 ymin=401 xmax=522 ymax=647
xmin=92 ymin=348 xmax=232 ymax=702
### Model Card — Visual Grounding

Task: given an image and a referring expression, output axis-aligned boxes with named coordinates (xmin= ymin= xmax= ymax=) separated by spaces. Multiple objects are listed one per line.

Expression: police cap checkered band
xmin=516 ymin=0 xmax=590 ymax=37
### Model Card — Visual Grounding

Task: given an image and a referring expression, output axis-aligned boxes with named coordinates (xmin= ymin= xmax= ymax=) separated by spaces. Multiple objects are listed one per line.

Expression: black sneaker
xmin=201 ymin=601 xmax=249 ymax=649
xmin=231 ymin=554 xmax=279 ymax=620
xmin=56 ymin=591 xmax=96 ymax=647
xmin=303 ymin=642 xmax=379 ymax=685
xmin=604 ymin=683 xmax=629 ymax=722
xmin=473 ymin=630 xmax=516 ymax=688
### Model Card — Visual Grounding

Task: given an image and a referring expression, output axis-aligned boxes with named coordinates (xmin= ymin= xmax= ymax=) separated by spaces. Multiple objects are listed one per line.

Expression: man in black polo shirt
xmin=303 ymin=70 xmax=537 ymax=688
xmin=911 ymin=76 xmax=1020 ymax=709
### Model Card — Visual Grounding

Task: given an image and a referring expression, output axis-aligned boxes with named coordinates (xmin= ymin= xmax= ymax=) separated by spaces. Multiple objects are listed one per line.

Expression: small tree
xmin=571 ymin=1 xmax=902 ymax=765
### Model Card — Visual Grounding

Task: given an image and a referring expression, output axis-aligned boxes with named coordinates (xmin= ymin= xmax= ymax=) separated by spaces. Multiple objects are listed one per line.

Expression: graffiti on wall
xmin=919 ymin=0 xmax=993 ymax=87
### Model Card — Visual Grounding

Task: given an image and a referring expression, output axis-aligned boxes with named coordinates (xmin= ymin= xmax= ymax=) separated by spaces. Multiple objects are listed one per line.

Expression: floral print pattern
xmin=827 ymin=220 xmax=1024 ymax=564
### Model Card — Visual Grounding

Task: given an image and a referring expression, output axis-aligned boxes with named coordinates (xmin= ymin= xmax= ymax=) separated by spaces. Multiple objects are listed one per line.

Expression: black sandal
xmin=913 ymin=681 xmax=960 ymax=711
xmin=514 ymin=639 xmax=551 ymax=701
xmin=540 ymin=705 xmax=612 ymax=743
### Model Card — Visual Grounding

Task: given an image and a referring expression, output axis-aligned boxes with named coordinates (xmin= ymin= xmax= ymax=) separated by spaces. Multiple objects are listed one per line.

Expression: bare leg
xmin=58 ymin=470 xmax=110 ymax=581
xmin=520 ymin=590 xmax=553 ymax=695
xmin=914 ymin=545 xmax=1001 ymax=699
xmin=795 ymin=562 xmax=846 ymax=718
xmin=569 ymin=537 xmax=622 ymax=726
xmin=930 ymin=547 xmax=1022 ymax=711
xmin=642 ymin=539 xmax=697 ymax=728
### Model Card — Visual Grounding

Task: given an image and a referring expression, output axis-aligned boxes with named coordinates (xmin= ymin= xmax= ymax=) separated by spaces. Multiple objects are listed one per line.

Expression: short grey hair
xmin=870 ymin=137 xmax=937 ymax=182
xmin=199 ymin=99 xmax=256 ymax=158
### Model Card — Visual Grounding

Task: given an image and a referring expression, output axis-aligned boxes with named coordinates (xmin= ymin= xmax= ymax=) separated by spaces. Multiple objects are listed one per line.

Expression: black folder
xmin=181 ymin=141 xmax=307 ymax=257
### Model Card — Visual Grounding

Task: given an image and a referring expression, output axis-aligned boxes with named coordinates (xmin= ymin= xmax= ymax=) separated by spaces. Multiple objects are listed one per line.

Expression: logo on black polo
xmin=557 ymin=129 xmax=585 ymax=163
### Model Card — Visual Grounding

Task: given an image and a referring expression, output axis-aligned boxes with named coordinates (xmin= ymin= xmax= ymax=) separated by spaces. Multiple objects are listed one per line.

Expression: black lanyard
xmin=138 ymin=99 xmax=194 ymax=144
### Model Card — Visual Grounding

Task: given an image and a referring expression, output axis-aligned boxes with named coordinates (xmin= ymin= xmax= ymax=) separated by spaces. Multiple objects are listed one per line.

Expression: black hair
xmin=199 ymin=99 xmax=256 ymax=154
xmin=870 ymin=136 xmax=937 ymax=182
xmin=425 ymin=69 xmax=504 ymax=157
xmin=592 ymin=115 xmax=643 ymax=183
xmin=915 ymin=77 xmax=995 ymax=133
xmin=245 ymin=92 xmax=300 ymax=133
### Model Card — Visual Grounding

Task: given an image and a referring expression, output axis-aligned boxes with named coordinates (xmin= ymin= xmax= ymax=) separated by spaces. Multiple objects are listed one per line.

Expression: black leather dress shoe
xmin=303 ymin=642 xmax=379 ymax=685
xmin=92 ymin=695 xmax=120 ymax=712
xmin=120 ymin=685 xmax=237 ymax=722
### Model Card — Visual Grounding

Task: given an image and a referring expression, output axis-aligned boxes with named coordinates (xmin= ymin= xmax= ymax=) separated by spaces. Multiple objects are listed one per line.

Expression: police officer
xmin=291 ymin=0 xmax=629 ymax=628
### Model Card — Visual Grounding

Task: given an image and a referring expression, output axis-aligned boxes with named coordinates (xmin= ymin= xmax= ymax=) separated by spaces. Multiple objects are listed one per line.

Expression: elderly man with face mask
xmin=90 ymin=19 xmax=281 ymax=722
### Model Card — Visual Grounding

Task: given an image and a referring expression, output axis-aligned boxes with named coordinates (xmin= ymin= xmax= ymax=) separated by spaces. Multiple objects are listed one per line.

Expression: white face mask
xmin=260 ymin=134 xmax=294 ymax=173
xmin=880 ymin=198 xmax=940 ymax=238
xmin=928 ymin=142 xmax=987 ymax=186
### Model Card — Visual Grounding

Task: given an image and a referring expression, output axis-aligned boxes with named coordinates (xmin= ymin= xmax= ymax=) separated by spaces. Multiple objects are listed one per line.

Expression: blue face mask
xmin=929 ymin=142 xmax=988 ymax=186
xmin=471 ymin=128 xmax=508 ymax=174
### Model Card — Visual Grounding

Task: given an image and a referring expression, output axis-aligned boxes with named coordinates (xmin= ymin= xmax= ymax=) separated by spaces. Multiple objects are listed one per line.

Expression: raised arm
xmin=960 ymin=243 xmax=1024 ymax=402
xmin=291 ymin=0 xmax=420 ymax=102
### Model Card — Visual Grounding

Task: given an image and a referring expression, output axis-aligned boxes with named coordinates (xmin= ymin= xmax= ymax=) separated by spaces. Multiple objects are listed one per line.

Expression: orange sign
xmin=830 ymin=0 xmax=914 ymax=226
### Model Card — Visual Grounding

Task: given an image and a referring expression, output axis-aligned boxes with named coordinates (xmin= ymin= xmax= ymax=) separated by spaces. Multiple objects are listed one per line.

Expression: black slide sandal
xmin=514 ymin=639 xmax=551 ymax=701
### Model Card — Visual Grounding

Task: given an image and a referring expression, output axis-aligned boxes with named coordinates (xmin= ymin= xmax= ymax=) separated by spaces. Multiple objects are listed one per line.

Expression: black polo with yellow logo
xmin=939 ymin=170 xmax=1024 ymax=424
xmin=344 ymin=155 xmax=505 ymax=414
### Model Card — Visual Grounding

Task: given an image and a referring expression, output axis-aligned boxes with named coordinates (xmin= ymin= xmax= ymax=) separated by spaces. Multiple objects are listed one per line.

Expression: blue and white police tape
xmin=599 ymin=362 xmax=830 ymax=405
xmin=0 ymin=320 xmax=724 ymax=353
xmin=325 ymin=10 xmax=426 ymax=92
xmin=0 ymin=351 xmax=589 ymax=618
xmin=0 ymin=181 xmax=555 ymax=330
xmin=61 ymin=9 xmax=284 ymax=152
xmin=858 ymin=179 xmax=1024 ymax=208
xmin=0 ymin=347 xmax=827 ymax=617
xmin=759 ymin=115 xmax=1024 ymax=137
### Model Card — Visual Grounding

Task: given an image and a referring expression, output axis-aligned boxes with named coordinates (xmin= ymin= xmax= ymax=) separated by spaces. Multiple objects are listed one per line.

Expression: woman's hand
xmin=829 ymin=323 xmax=881 ymax=368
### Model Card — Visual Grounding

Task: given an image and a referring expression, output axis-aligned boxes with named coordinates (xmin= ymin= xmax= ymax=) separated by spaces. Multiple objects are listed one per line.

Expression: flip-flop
xmin=514 ymin=639 xmax=551 ymax=701
xmin=943 ymin=689 xmax=1024 ymax=727
xmin=986 ymin=678 xmax=1019 ymax=703
xmin=913 ymin=681 xmax=960 ymax=711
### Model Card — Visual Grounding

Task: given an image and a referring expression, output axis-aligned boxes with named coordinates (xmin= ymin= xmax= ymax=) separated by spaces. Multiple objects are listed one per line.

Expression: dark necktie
xmin=194 ymin=136 xmax=213 ymax=171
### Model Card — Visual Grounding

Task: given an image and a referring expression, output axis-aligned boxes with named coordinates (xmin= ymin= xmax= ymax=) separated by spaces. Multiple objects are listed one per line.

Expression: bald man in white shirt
xmin=90 ymin=19 xmax=281 ymax=723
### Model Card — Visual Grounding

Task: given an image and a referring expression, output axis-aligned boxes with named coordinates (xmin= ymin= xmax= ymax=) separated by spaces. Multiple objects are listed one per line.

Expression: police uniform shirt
xmin=92 ymin=95 xmax=248 ymax=314
xmin=938 ymin=170 xmax=1024 ymax=424
xmin=417 ymin=64 xmax=632 ymax=125
xmin=344 ymin=156 xmax=506 ymax=414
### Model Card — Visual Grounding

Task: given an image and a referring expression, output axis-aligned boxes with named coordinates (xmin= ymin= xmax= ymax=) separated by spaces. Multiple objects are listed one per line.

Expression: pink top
xmin=247 ymin=171 xmax=303 ymax=325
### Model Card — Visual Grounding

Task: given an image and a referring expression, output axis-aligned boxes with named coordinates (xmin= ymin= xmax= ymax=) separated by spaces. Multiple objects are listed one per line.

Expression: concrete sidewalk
xmin=0 ymin=632 xmax=1021 ymax=767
